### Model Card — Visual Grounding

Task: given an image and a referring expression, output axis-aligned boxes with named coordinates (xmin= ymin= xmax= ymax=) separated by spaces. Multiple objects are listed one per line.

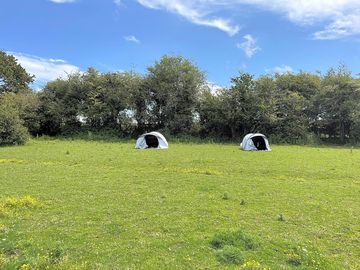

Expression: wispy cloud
xmin=49 ymin=0 xmax=76 ymax=3
xmin=132 ymin=0 xmax=240 ymax=36
xmin=124 ymin=35 xmax=140 ymax=43
xmin=313 ymin=11 xmax=360 ymax=40
xmin=8 ymin=52 xmax=80 ymax=88
xmin=237 ymin=34 xmax=260 ymax=58
xmin=129 ymin=0 xmax=360 ymax=39
xmin=266 ymin=65 xmax=293 ymax=74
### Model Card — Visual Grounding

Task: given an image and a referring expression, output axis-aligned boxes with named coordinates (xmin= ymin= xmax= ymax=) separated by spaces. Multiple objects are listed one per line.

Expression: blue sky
xmin=1 ymin=0 xmax=360 ymax=89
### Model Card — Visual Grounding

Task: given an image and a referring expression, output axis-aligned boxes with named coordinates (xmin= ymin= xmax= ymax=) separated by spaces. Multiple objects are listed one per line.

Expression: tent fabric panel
xmin=135 ymin=136 xmax=147 ymax=149
xmin=135 ymin=132 xmax=169 ymax=149
xmin=240 ymin=133 xmax=271 ymax=151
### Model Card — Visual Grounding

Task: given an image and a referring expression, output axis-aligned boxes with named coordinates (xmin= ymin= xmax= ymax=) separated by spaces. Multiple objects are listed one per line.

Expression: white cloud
xmin=206 ymin=81 xmax=224 ymax=96
xmin=8 ymin=52 xmax=80 ymax=86
xmin=313 ymin=11 xmax=360 ymax=40
xmin=243 ymin=0 xmax=360 ymax=25
xmin=49 ymin=0 xmax=76 ymax=3
xmin=266 ymin=65 xmax=293 ymax=74
xmin=124 ymin=35 xmax=140 ymax=43
xmin=134 ymin=0 xmax=240 ymax=36
xmin=237 ymin=34 xmax=260 ymax=58
xmin=131 ymin=0 xmax=360 ymax=39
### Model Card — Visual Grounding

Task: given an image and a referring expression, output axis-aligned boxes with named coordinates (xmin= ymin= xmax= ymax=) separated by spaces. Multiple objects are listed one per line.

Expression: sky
xmin=1 ymin=0 xmax=360 ymax=89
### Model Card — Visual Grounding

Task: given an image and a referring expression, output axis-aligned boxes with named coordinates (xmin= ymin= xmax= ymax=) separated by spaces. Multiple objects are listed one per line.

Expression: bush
xmin=0 ymin=104 xmax=29 ymax=145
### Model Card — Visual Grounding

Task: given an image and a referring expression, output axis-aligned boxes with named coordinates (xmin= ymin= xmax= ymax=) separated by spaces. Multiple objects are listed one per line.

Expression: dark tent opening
xmin=145 ymin=134 xmax=159 ymax=148
xmin=251 ymin=136 xmax=267 ymax=150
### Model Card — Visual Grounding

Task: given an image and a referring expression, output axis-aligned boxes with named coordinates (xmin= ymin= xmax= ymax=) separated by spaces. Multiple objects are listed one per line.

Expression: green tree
xmin=0 ymin=96 xmax=29 ymax=145
xmin=38 ymin=79 xmax=73 ymax=135
xmin=38 ymin=68 xmax=143 ymax=136
xmin=144 ymin=55 xmax=205 ymax=134
xmin=274 ymin=91 xmax=308 ymax=142
xmin=0 ymin=51 xmax=34 ymax=93
xmin=314 ymin=66 xmax=360 ymax=143
xmin=0 ymin=51 xmax=38 ymax=144
xmin=223 ymin=72 xmax=258 ymax=138
xmin=84 ymin=70 xmax=141 ymax=134
xmin=253 ymin=76 xmax=278 ymax=134
xmin=1 ymin=92 xmax=40 ymax=135
xmin=197 ymin=86 xmax=230 ymax=138
xmin=275 ymin=72 xmax=320 ymax=100
xmin=349 ymin=99 xmax=360 ymax=142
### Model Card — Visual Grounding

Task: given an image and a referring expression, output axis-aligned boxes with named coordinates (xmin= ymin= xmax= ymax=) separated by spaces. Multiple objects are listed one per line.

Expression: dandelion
xmin=20 ymin=264 xmax=30 ymax=270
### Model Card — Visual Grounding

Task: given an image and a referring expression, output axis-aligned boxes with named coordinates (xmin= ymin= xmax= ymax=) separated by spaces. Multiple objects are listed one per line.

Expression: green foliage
xmin=0 ymin=53 xmax=39 ymax=145
xmin=2 ymin=28 xmax=359 ymax=147
xmin=0 ymin=98 xmax=29 ymax=145
xmin=275 ymin=71 xmax=321 ymax=100
xmin=27 ymin=56 xmax=360 ymax=144
xmin=312 ymin=66 xmax=360 ymax=143
xmin=274 ymin=91 xmax=308 ymax=142
xmin=38 ymin=74 xmax=84 ymax=135
xmin=38 ymin=69 xmax=142 ymax=136
xmin=2 ymin=51 xmax=360 ymax=145
xmin=0 ymin=92 xmax=40 ymax=135
xmin=202 ymin=71 xmax=322 ymax=143
xmin=197 ymin=87 xmax=230 ymax=138
xmin=83 ymin=69 xmax=140 ymax=133
xmin=143 ymin=55 xmax=205 ymax=134
xmin=223 ymin=72 xmax=257 ymax=138
xmin=0 ymin=51 xmax=34 ymax=93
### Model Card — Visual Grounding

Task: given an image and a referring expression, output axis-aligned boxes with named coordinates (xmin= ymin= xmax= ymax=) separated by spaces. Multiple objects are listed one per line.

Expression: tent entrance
xmin=145 ymin=134 xmax=159 ymax=148
xmin=251 ymin=136 xmax=267 ymax=150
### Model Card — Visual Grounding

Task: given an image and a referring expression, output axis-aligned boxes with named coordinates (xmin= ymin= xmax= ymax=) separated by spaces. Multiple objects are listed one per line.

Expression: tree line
xmin=1 ymin=50 xmax=360 ymax=146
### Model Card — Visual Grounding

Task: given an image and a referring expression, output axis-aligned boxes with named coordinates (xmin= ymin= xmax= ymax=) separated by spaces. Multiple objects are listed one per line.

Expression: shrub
xmin=0 ymin=101 xmax=29 ymax=146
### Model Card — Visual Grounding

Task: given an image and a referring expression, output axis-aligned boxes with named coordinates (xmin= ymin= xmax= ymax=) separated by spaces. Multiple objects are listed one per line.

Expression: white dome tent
xmin=135 ymin=132 xmax=169 ymax=149
xmin=240 ymin=133 xmax=271 ymax=151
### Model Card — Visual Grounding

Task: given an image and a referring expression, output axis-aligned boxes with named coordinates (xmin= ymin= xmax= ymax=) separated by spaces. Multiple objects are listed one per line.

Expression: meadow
xmin=0 ymin=139 xmax=359 ymax=269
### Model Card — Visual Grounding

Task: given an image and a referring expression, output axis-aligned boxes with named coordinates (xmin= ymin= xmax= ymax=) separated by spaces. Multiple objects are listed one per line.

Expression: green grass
xmin=0 ymin=139 xmax=359 ymax=269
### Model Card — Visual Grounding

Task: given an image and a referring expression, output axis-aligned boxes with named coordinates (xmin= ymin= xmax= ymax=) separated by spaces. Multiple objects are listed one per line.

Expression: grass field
xmin=0 ymin=139 xmax=359 ymax=269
